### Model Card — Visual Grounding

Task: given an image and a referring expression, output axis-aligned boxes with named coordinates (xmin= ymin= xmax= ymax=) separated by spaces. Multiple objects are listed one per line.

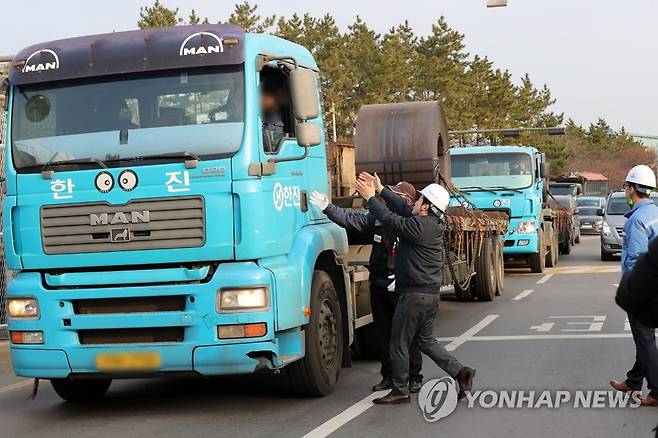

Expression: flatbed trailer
xmin=331 ymin=102 xmax=508 ymax=310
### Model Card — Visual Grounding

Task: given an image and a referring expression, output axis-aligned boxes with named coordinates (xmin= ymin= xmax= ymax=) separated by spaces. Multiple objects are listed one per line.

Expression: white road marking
xmin=512 ymin=289 xmax=535 ymax=301
xmin=436 ymin=333 xmax=633 ymax=342
xmin=536 ymin=273 xmax=553 ymax=284
xmin=0 ymin=380 xmax=31 ymax=395
xmin=444 ymin=314 xmax=499 ymax=351
xmin=530 ymin=323 xmax=555 ymax=332
xmin=302 ymin=390 xmax=389 ymax=438
xmin=304 ymin=314 xmax=499 ymax=437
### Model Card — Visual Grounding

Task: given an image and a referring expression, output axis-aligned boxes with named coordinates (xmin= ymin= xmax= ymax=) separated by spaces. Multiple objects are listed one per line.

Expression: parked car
xmin=552 ymin=194 xmax=581 ymax=244
xmin=577 ymin=196 xmax=606 ymax=209
xmin=599 ymin=191 xmax=658 ymax=261
xmin=579 ymin=206 xmax=603 ymax=234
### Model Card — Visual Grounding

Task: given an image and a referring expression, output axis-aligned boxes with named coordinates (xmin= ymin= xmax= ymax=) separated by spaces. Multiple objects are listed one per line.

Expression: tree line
xmin=0 ymin=2 xmax=652 ymax=187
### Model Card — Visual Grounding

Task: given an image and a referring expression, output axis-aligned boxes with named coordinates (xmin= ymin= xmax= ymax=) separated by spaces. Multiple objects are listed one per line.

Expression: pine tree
xmin=138 ymin=0 xmax=181 ymax=29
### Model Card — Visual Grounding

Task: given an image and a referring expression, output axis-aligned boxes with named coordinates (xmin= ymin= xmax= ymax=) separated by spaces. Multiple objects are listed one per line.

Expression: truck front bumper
xmin=7 ymin=262 xmax=304 ymax=379
xmin=502 ymin=229 xmax=539 ymax=255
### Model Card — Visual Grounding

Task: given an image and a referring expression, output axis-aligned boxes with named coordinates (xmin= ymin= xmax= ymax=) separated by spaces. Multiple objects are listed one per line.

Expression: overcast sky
xmin=2 ymin=0 xmax=656 ymax=134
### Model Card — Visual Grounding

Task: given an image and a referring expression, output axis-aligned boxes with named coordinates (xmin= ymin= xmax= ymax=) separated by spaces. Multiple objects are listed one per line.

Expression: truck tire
xmin=473 ymin=237 xmax=496 ymax=301
xmin=560 ymin=232 xmax=572 ymax=255
xmin=288 ymin=270 xmax=343 ymax=397
xmin=494 ymin=238 xmax=504 ymax=296
xmin=529 ymin=230 xmax=546 ymax=273
xmin=546 ymin=227 xmax=560 ymax=268
xmin=50 ymin=378 xmax=111 ymax=402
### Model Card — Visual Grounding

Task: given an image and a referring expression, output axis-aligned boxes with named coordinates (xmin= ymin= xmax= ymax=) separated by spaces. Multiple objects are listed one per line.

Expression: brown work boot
xmin=373 ymin=390 xmax=411 ymax=405
xmin=609 ymin=380 xmax=638 ymax=393
xmin=457 ymin=367 xmax=476 ymax=401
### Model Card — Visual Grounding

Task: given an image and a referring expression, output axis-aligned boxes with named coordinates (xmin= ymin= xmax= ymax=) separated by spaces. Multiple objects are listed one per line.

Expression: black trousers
xmin=625 ymin=314 xmax=658 ymax=398
xmin=390 ymin=292 xmax=464 ymax=396
xmin=370 ymin=284 xmax=423 ymax=382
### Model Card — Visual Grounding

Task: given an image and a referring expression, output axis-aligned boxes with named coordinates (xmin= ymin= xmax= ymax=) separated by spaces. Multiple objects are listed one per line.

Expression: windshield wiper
xmin=20 ymin=157 xmax=108 ymax=172
xmin=460 ymin=186 xmax=498 ymax=194
xmin=105 ymin=151 xmax=201 ymax=165
xmin=486 ymin=185 xmax=523 ymax=194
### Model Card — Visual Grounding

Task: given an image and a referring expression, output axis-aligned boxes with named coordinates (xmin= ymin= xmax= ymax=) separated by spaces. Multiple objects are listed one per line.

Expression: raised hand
xmin=355 ymin=178 xmax=376 ymax=201
xmin=358 ymin=171 xmax=383 ymax=193
xmin=309 ymin=191 xmax=330 ymax=211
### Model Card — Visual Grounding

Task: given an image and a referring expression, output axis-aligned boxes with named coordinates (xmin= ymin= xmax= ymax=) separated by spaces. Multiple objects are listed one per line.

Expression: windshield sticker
xmin=179 ymin=32 xmax=224 ymax=56
xmin=94 ymin=172 xmax=114 ymax=193
xmin=51 ymin=178 xmax=75 ymax=200
xmin=119 ymin=170 xmax=138 ymax=191
xmin=273 ymin=182 xmax=301 ymax=211
xmin=22 ymin=49 xmax=60 ymax=73
xmin=165 ymin=171 xmax=191 ymax=193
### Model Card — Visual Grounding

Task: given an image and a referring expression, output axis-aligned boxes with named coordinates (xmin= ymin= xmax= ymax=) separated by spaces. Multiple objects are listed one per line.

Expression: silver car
xmin=600 ymin=191 xmax=658 ymax=260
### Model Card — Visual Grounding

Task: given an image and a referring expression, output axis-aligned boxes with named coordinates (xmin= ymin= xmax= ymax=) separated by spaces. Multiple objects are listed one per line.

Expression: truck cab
xmin=2 ymin=25 xmax=353 ymax=400
xmin=449 ymin=145 xmax=554 ymax=272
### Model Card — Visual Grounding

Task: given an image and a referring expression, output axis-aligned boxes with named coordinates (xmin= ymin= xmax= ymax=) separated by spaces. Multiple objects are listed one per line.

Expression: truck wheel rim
xmin=318 ymin=298 xmax=338 ymax=368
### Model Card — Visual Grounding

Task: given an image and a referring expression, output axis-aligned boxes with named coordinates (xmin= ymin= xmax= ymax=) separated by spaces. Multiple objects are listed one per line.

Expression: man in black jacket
xmin=309 ymin=182 xmax=424 ymax=392
xmin=355 ymin=174 xmax=475 ymax=405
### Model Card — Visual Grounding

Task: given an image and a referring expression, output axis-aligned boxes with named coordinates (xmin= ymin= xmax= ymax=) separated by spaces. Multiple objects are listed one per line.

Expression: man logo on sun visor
xmin=22 ymin=49 xmax=60 ymax=73
xmin=179 ymin=32 xmax=224 ymax=56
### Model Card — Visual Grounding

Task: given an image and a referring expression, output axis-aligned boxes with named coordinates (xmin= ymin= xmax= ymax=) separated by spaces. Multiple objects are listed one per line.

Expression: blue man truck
xmin=449 ymin=145 xmax=561 ymax=273
xmin=1 ymin=26 xmax=506 ymax=401
xmin=2 ymin=24 xmax=367 ymax=400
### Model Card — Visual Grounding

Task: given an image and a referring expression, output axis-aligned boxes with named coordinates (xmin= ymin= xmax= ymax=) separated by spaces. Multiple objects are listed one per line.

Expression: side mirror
xmin=596 ymin=208 xmax=604 ymax=216
xmin=296 ymin=123 xmax=321 ymax=147
xmin=289 ymin=68 xmax=319 ymax=121
xmin=540 ymin=161 xmax=550 ymax=179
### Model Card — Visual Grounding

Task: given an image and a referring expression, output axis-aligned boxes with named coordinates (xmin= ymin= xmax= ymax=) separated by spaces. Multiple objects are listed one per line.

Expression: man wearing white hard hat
xmin=355 ymin=173 xmax=475 ymax=405
xmin=610 ymin=164 xmax=658 ymax=406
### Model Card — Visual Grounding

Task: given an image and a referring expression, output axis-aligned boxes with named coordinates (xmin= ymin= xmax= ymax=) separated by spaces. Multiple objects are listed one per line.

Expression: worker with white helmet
xmin=610 ymin=164 xmax=658 ymax=406
xmin=355 ymin=173 xmax=475 ymax=406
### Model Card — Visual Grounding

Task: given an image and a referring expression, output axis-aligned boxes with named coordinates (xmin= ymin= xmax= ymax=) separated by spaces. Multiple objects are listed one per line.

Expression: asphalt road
xmin=1 ymin=235 xmax=657 ymax=438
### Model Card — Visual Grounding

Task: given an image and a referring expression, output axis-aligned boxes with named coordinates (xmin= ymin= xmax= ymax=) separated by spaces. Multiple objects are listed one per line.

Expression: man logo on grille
xmin=111 ymin=228 xmax=130 ymax=242
xmin=417 ymin=376 xmax=459 ymax=422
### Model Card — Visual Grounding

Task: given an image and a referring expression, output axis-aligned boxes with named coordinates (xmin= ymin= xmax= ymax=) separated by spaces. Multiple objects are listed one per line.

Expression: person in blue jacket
xmin=610 ymin=165 xmax=658 ymax=406
xmin=309 ymin=180 xmax=425 ymax=393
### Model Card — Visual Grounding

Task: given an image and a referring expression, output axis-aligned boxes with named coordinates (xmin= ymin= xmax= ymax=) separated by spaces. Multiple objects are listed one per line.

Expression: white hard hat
xmin=419 ymin=183 xmax=450 ymax=213
xmin=625 ymin=165 xmax=656 ymax=189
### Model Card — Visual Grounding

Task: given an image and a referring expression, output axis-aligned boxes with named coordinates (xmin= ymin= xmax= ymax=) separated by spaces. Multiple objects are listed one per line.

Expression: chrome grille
xmin=41 ymin=196 xmax=205 ymax=254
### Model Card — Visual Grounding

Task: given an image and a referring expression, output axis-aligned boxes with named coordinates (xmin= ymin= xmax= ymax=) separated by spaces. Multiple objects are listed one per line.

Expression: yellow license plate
xmin=96 ymin=351 xmax=161 ymax=372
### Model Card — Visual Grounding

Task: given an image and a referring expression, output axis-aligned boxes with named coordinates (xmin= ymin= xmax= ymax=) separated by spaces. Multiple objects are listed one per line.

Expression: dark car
xmin=579 ymin=206 xmax=602 ymax=234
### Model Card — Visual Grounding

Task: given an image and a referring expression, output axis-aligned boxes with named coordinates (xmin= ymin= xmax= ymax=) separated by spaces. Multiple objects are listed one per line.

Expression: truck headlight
xmin=8 ymin=298 xmax=39 ymax=318
xmin=217 ymin=287 xmax=269 ymax=312
xmin=516 ymin=221 xmax=536 ymax=234
xmin=602 ymin=221 xmax=611 ymax=236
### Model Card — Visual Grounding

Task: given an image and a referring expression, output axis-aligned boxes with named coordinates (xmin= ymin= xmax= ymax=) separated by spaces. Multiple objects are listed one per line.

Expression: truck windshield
xmin=11 ymin=65 xmax=244 ymax=171
xmin=549 ymin=185 xmax=577 ymax=196
xmin=451 ymin=152 xmax=533 ymax=191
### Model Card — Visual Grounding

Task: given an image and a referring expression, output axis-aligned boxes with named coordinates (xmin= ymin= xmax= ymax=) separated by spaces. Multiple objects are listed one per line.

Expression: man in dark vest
xmin=310 ymin=182 xmax=424 ymax=393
